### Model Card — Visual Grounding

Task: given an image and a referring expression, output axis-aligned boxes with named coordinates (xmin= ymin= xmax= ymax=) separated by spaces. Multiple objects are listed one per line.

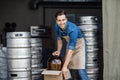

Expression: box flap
xmin=42 ymin=70 xmax=62 ymax=75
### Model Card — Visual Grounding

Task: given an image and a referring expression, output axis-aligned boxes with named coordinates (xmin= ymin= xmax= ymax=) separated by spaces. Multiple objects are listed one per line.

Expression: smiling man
xmin=52 ymin=10 xmax=89 ymax=80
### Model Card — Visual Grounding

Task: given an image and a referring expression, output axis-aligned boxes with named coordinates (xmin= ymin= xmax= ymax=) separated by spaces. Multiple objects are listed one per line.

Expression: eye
xmin=57 ymin=19 xmax=61 ymax=22
xmin=62 ymin=19 xmax=66 ymax=21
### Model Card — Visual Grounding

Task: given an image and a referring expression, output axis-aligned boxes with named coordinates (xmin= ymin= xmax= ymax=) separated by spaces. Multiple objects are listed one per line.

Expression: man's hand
xmin=52 ymin=51 xmax=60 ymax=56
xmin=62 ymin=66 xmax=68 ymax=80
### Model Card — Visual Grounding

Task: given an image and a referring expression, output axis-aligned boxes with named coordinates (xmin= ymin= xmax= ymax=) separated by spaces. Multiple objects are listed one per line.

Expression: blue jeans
xmin=70 ymin=69 xmax=89 ymax=80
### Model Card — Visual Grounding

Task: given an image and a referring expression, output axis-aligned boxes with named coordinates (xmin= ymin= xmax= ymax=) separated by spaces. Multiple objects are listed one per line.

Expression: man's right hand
xmin=52 ymin=51 xmax=60 ymax=56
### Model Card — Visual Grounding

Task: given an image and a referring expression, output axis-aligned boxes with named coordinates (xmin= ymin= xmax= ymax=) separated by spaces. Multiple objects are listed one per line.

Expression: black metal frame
xmin=42 ymin=2 xmax=102 ymax=26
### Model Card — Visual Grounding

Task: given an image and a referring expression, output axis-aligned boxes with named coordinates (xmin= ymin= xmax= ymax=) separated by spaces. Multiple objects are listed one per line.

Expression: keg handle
xmin=10 ymin=74 xmax=18 ymax=77
xmin=93 ymin=59 xmax=98 ymax=62
xmin=14 ymin=33 xmax=23 ymax=37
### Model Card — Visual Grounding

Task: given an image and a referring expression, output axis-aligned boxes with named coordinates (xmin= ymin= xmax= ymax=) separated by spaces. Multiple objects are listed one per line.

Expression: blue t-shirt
xmin=54 ymin=21 xmax=83 ymax=50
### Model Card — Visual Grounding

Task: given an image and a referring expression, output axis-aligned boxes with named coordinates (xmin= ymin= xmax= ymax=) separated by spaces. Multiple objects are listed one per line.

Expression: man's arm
xmin=62 ymin=49 xmax=74 ymax=79
xmin=63 ymin=49 xmax=73 ymax=68
xmin=57 ymin=39 xmax=62 ymax=56
xmin=52 ymin=39 xmax=62 ymax=56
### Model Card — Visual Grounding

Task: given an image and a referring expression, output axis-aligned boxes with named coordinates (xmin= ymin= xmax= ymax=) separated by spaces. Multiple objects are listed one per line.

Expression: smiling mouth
xmin=60 ymin=26 xmax=66 ymax=30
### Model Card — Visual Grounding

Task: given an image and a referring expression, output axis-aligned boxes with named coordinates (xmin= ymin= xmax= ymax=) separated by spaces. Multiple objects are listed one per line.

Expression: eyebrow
xmin=57 ymin=19 xmax=66 ymax=21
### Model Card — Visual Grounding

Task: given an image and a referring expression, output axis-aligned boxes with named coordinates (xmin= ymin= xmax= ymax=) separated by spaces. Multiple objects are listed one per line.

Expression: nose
xmin=60 ymin=20 xmax=64 ymax=24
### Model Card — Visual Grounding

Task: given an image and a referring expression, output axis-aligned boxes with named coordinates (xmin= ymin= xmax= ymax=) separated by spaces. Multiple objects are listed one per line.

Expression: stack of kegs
xmin=7 ymin=32 xmax=31 ymax=80
xmin=30 ymin=38 xmax=43 ymax=80
xmin=77 ymin=16 xmax=99 ymax=80
xmin=0 ymin=45 xmax=7 ymax=80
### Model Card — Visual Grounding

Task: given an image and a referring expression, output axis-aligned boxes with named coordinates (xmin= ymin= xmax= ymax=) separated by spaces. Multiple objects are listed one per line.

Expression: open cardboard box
xmin=42 ymin=70 xmax=63 ymax=80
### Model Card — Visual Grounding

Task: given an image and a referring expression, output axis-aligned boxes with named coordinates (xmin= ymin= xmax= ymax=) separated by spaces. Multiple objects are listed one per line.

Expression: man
xmin=52 ymin=10 xmax=88 ymax=80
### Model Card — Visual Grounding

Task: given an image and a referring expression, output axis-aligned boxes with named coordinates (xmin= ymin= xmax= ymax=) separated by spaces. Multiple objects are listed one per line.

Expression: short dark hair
xmin=55 ymin=10 xmax=67 ymax=18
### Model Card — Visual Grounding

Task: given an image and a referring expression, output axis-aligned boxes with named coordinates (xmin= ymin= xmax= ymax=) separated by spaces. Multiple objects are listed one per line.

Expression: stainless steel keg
xmin=78 ymin=16 xmax=99 ymax=80
xmin=8 ymin=48 xmax=31 ymax=58
xmin=0 ymin=47 xmax=7 ymax=80
xmin=87 ymin=56 xmax=98 ymax=64
xmin=87 ymin=63 xmax=98 ymax=69
xmin=6 ymin=32 xmax=31 ymax=47
xmin=7 ymin=32 xmax=32 ymax=80
xmin=9 ymin=78 xmax=31 ymax=80
xmin=8 ymin=58 xmax=31 ymax=71
xmin=32 ymin=58 xmax=42 ymax=67
xmin=87 ymin=68 xmax=99 ymax=80
xmin=0 ymin=69 xmax=7 ymax=79
xmin=30 ymin=38 xmax=42 ymax=44
xmin=31 ymin=47 xmax=42 ymax=54
xmin=87 ymin=52 xmax=98 ymax=58
xmin=9 ymin=70 xmax=31 ymax=78
xmin=84 ymin=37 xmax=97 ymax=43
xmin=88 ymin=74 xmax=98 ymax=80
xmin=77 ymin=16 xmax=98 ymax=25
xmin=30 ymin=38 xmax=43 ymax=80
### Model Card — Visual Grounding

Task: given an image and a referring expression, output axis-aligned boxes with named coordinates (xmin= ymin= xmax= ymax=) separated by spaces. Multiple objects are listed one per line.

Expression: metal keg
xmin=84 ymin=37 xmax=97 ymax=43
xmin=83 ymin=32 xmax=97 ymax=37
xmin=9 ymin=77 xmax=31 ymax=80
xmin=77 ymin=16 xmax=98 ymax=25
xmin=87 ymin=68 xmax=99 ymax=74
xmin=32 ymin=54 xmax=42 ymax=59
xmin=6 ymin=32 xmax=31 ymax=80
xmin=32 ymin=67 xmax=43 ymax=80
xmin=32 ymin=67 xmax=43 ymax=78
xmin=86 ymin=45 xmax=98 ymax=52
xmin=81 ymin=28 xmax=97 ymax=34
xmin=0 ymin=57 xmax=8 ymax=70
xmin=77 ymin=16 xmax=99 ymax=80
xmin=31 ymin=38 xmax=42 ymax=47
xmin=87 ymin=63 xmax=98 ymax=69
xmin=31 ymin=47 xmax=42 ymax=54
xmin=32 ymin=75 xmax=42 ymax=80
xmin=78 ymin=25 xmax=98 ymax=38
xmin=30 ymin=38 xmax=43 ymax=80
xmin=6 ymin=32 xmax=31 ymax=47
xmin=87 ymin=52 xmax=98 ymax=58
xmin=31 ymin=43 xmax=42 ymax=47
xmin=31 ymin=39 xmax=42 ymax=68
xmin=88 ymin=74 xmax=98 ymax=80
xmin=8 ymin=58 xmax=31 ymax=71
xmin=78 ymin=25 xmax=97 ymax=31
xmin=87 ymin=68 xmax=99 ymax=80
xmin=0 ymin=70 xmax=8 ymax=80
xmin=78 ymin=25 xmax=98 ymax=46
xmin=8 ymin=48 xmax=31 ymax=58
xmin=87 ymin=56 xmax=98 ymax=64
xmin=87 ymin=47 xmax=98 ymax=53
xmin=30 ymin=38 xmax=42 ymax=44
xmin=9 ymin=70 xmax=31 ymax=78
xmin=32 ymin=67 xmax=43 ymax=75
xmin=32 ymin=58 xmax=42 ymax=68
xmin=86 ymin=41 xmax=98 ymax=46
xmin=0 ymin=46 xmax=7 ymax=80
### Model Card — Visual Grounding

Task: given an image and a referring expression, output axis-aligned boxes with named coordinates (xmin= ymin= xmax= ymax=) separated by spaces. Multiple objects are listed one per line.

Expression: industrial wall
xmin=103 ymin=0 xmax=120 ymax=80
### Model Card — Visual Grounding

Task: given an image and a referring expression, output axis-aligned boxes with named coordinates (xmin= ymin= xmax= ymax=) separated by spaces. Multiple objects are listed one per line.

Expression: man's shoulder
xmin=67 ymin=21 xmax=77 ymax=26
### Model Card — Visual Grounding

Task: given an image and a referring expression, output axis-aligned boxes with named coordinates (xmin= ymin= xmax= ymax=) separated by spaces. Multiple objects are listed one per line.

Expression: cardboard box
xmin=42 ymin=70 xmax=63 ymax=80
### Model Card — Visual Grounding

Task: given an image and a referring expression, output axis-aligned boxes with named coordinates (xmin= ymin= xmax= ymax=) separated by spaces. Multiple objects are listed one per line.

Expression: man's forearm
xmin=57 ymin=39 xmax=62 ymax=55
xmin=63 ymin=49 xmax=74 ymax=68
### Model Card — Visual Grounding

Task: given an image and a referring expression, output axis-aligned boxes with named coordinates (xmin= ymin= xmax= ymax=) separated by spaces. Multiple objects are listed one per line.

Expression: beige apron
xmin=63 ymin=36 xmax=86 ymax=69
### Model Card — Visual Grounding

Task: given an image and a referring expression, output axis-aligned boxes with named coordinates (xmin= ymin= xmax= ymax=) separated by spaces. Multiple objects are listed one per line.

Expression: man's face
xmin=56 ymin=14 xmax=67 ymax=30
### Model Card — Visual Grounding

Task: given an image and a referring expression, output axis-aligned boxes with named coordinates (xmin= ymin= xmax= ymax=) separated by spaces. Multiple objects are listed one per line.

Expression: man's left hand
xmin=62 ymin=66 xmax=68 ymax=80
